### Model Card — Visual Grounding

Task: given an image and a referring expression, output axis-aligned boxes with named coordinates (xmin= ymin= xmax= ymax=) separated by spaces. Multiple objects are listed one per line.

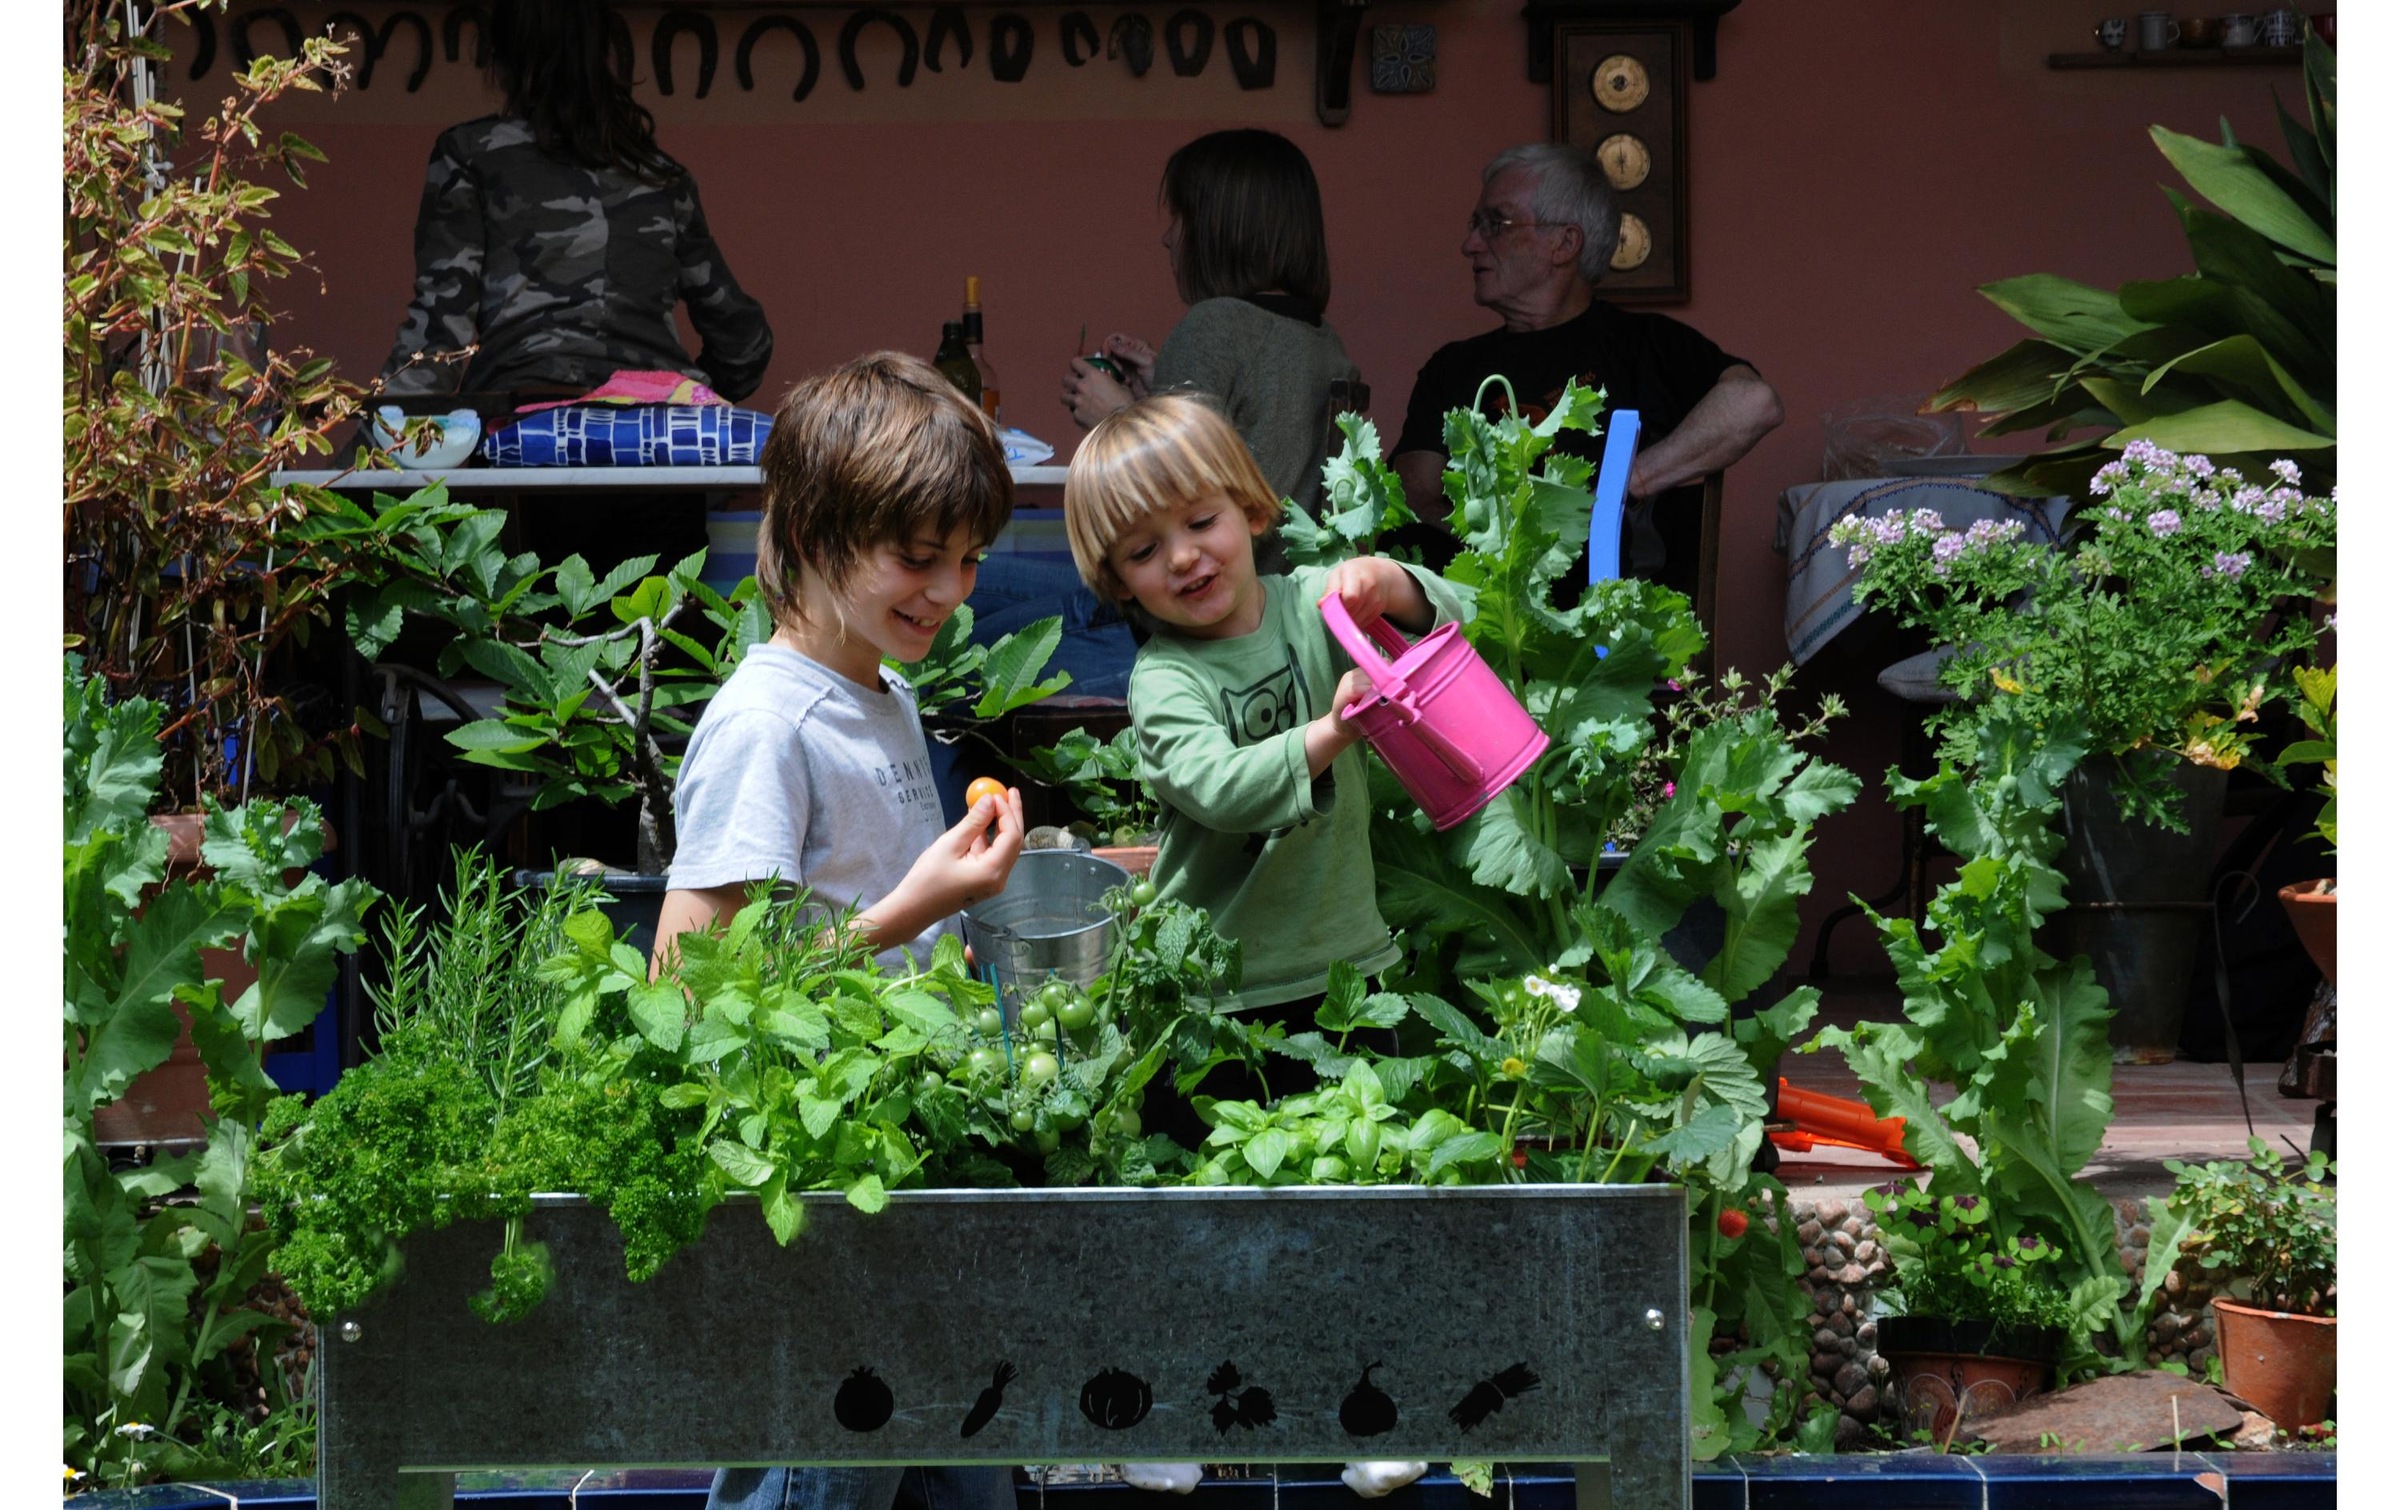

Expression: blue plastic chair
xmin=1588 ymin=409 xmax=1641 ymax=656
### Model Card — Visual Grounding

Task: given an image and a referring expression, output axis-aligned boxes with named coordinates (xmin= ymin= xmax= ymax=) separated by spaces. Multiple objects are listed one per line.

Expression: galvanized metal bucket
xmin=963 ymin=849 xmax=1128 ymax=1018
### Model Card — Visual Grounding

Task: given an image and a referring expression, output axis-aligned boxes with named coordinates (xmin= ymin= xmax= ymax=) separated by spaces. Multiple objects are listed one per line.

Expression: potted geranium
xmin=1864 ymin=1185 xmax=2081 ymax=1439
xmin=2167 ymin=1137 xmax=2336 ymax=1433
xmin=1830 ymin=445 xmax=2336 ymax=1060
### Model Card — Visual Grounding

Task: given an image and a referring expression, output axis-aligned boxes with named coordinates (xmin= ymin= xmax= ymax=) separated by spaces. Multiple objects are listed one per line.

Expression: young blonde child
xmin=1064 ymin=394 xmax=1455 ymax=1498
xmin=655 ymin=353 xmax=1030 ymax=1510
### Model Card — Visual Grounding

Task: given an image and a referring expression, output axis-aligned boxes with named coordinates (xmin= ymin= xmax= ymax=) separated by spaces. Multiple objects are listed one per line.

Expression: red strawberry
xmin=1717 ymin=1208 xmax=1750 ymax=1241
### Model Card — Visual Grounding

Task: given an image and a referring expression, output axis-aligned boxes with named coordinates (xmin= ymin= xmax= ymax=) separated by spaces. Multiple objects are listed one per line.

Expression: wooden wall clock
xmin=1552 ymin=21 xmax=1690 ymax=303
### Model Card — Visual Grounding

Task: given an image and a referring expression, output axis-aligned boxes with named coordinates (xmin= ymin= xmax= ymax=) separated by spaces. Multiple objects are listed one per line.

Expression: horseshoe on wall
xmin=988 ymin=13 xmax=1033 ymax=81
xmin=440 ymin=4 xmax=488 ymax=67
xmin=232 ymin=7 xmax=303 ymax=69
xmin=189 ymin=8 xmax=217 ymax=79
xmin=325 ymin=9 xmax=434 ymax=91
xmin=1106 ymin=13 xmax=1152 ymax=76
xmin=652 ymin=11 xmax=718 ymax=97
xmin=605 ymin=8 xmax=635 ymax=86
xmin=1164 ymin=10 xmax=1212 ymax=75
xmin=1226 ymin=18 xmax=1274 ymax=89
xmin=736 ymin=15 xmax=821 ymax=103
xmin=925 ymin=6 xmax=971 ymax=71
xmin=1059 ymin=11 xmax=1099 ymax=67
xmin=839 ymin=10 xmax=919 ymax=89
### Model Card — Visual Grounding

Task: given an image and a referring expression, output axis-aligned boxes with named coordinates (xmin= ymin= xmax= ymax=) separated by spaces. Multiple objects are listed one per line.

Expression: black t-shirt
xmin=1392 ymin=300 xmax=1749 ymax=600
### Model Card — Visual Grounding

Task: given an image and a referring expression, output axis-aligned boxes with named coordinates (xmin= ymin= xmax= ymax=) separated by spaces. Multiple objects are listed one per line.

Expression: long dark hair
xmin=1159 ymin=129 xmax=1332 ymax=317
xmin=487 ymin=0 xmax=679 ymax=184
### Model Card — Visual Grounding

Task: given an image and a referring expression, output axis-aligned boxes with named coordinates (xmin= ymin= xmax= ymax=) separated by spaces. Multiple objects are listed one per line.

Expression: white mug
xmin=2138 ymin=10 xmax=2181 ymax=47
xmin=2262 ymin=7 xmax=2302 ymax=43
xmin=2223 ymin=12 xmax=2261 ymax=44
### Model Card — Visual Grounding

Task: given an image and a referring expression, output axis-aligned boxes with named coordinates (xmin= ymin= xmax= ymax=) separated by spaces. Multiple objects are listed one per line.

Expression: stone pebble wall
xmin=1782 ymin=1195 xmax=2218 ymax=1446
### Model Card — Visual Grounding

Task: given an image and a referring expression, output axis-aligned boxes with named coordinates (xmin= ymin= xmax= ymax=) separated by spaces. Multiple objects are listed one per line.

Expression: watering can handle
xmin=1316 ymin=591 xmax=1487 ymax=787
xmin=1317 ymin=591 xmax=1416 ymax=705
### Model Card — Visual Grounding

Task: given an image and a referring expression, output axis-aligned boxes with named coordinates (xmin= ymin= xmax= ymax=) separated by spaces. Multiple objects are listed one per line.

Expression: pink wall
xmin=225 ymin=0 xmax=2307 ymax=972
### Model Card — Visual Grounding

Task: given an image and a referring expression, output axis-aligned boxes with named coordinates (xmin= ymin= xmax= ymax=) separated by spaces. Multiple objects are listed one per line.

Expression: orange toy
xmin=1770 ymin=1079 xmax=1922 ymax=1169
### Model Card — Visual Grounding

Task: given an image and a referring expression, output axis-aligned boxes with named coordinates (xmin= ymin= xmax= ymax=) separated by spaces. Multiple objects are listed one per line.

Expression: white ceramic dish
xmin=370 ymin=405 xmax=482 ymax=469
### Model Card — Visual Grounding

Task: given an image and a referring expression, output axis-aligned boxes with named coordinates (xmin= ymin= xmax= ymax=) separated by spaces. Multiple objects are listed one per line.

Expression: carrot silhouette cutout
xmin=960 ymin=1361 xmax=1017 ymax=1438
xmin=1448 ymin=1362 xmax=1540 ymax=1430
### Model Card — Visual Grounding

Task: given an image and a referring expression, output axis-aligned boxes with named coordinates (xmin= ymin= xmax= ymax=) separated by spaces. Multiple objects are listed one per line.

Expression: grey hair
xmin=1482 ymin=142 xmax=1620 ymax=283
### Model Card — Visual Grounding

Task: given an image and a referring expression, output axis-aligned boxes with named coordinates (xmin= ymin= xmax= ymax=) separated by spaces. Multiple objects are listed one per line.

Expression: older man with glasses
xmin=1390 ymin=142 xmax=1783 ymax=603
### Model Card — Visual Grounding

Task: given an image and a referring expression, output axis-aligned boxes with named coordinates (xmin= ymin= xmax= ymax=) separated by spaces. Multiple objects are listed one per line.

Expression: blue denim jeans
xmin=707 ymin=1466 xmax=1018 ymax=1510
xmin=965 ymin=554 xmax=1135 ymax=702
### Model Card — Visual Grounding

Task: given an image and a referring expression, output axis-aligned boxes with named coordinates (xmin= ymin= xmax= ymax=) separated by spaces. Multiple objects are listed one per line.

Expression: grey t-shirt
xmin=1153 ymin=296 xmax=1361 ymax=523
xmin=668 ymin=643 xmax=952 ymax=969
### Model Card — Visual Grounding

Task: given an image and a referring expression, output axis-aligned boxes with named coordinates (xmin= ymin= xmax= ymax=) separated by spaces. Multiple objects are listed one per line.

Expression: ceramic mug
xmin=2222 ymin=12 xmax=2259 ymax=44
xmin=2137 ymin=10 xmax=2180 ymax=47
xmin=2176 ymin=15 xmax=2222 ymax=45
xmin=2310 ymin=11 xmax=2333 ymax=44
xmin=2262 ymin=8 xmax=2301 ymax=43
xmin=2095 ymin=17 xmax=2129 ymax=47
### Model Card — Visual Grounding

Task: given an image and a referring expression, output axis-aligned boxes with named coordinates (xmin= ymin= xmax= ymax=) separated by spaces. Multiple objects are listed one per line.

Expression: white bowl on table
xmin=370 ymin=405 xmax=482 ymax=469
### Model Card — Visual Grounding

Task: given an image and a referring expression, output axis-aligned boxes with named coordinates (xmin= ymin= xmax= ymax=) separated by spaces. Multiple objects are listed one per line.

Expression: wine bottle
xmin=934 ymin=319 xmax=981 ymax=410
xmin=963 ymin=276 xmax=1002 ymax=421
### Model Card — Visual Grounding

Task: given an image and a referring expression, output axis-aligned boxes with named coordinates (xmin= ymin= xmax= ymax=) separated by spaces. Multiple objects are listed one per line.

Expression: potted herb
xmin=1862 ymin=1186 xmax=2079 ymax=1438
xmin=2167 ymin=1138 xmax=2336 ymax=1432
xmin=2274 ymin=662 xmax=2336 ymax=984
xmin=1019 ymin=725 xmax=1163 ymax=874
xmin=1831 ymin=445 xmax=2335 ymax=1061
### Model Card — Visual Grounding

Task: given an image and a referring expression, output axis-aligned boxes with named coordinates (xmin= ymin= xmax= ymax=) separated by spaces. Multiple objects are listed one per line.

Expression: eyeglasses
xmin=1466 ymin=209 xmax=1569 ymax=240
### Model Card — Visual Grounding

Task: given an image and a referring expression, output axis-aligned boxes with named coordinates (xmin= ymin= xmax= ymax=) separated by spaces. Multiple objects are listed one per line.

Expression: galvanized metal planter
xmin=320 ymin=1185 xmax=1689 ymax=1510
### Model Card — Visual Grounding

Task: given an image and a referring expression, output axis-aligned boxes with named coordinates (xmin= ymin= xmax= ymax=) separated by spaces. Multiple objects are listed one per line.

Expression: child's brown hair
xmin=756 ymin=352 xmax=1013 ymax=626
xmin=1062 ymin=394 xmax=1282 ymax=600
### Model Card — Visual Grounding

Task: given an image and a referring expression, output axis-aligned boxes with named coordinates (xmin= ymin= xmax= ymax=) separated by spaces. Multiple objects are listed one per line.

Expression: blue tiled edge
xmin=62 ymin=1455 xmax=2336 ymax=1510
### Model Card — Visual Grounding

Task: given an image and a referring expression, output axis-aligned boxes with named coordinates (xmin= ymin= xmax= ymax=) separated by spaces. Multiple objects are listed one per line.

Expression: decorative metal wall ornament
xmin=1106 ymin=13 xmax=1153 ymax=76
xmin=652 ymin=11 xmax=718 ymax=96
xmin=735 ymin=15 xmax=821 ymax=102
xmin=231 ymin=7 xmax=302 ymax=70
xmin=324 ymin=9 xmax=434 ymax=91
xmin=188 ymin=8 xmax=216 ymax=79
xmin=1164 ymin=9 xmax=1212 ymax=75
xmin=924 ymin=7 xmax=972 ymax=71
xmin=839 ymin=9 xmax=920 ymax=89
xmin=1225 ymin=17 xmax=1274 ymax=88
xmin=440 ymin=4 xmax=487 ymax=67
xmin=1369 ymin=23 xmax=1435 ymax=93
xmin=1551 ymin=21 xmax=1689 ymax=302
xmin=988 ymin=13 xmax=1034 ymax=81
xmin=1060 ymin=11 xmax=1100 ymax=67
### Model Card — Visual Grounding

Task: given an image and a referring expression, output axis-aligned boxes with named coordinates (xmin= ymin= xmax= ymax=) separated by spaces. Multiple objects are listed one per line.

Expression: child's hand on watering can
xmin=1324 ymin=556 xmax=1437 ymax=635
xmin=1328 ymin=667 xmax=1381 ymax=736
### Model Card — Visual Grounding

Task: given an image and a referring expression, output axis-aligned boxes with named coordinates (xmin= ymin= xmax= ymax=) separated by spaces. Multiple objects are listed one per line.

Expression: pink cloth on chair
xmin=514 ymin=369 xmax=729 ymax=413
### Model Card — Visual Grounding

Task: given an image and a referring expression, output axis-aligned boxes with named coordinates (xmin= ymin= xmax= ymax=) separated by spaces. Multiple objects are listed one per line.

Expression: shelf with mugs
xmin=2048 ymin=45 xmax=2305 ymax=68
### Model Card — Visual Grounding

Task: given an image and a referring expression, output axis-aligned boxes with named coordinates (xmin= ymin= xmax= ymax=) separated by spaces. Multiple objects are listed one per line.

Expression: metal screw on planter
xmin=1645 ymin=1309 xmax=1665 ymax=1331
xmin=340 ymin=1320 xmax=362 ymax=1343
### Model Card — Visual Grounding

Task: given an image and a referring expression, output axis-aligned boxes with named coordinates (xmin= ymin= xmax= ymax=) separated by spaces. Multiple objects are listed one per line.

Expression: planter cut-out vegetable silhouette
xmin=1340 ymin=1362 xmax=1399 ymax=1437
xmin=1080 ymin=1367 xmax=1153 ymax=1428
xmin=960 ymin=1361 xmax=1017 ymax=1438
xmin=1449 ymin=1362 xmax=1540 ymax=1430
xmin=834 ymin=1365 xmax=895 ymax=1431
xmin=1206 ymin=1360 xmax=1277 ymax=1434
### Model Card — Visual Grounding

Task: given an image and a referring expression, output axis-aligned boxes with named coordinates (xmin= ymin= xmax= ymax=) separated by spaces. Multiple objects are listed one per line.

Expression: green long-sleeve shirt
xmin=1127 ymin=561 xmax=1461 ymax=1011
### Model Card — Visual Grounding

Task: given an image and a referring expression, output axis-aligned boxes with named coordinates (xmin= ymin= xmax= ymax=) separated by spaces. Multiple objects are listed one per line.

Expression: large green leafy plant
xmin=64 ymin=659 xmax=373 ymax=1488
xmin=1927 ymin=35 xmax=2333 ymax=498
xmin=65 ymin=3 xmax=370 ymax=808
xmin=1817 ymin=710 xmax=2185 ymax=1374
xmin=1831 ymin=445 xmax=2333 ymax=831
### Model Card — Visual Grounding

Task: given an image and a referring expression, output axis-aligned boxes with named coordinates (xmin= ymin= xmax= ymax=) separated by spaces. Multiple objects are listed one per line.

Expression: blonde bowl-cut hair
xmin=754 ymin=351 xmax=1014 ymax=629
xmin=1063 ymin=394 xmax=1283 ymax=601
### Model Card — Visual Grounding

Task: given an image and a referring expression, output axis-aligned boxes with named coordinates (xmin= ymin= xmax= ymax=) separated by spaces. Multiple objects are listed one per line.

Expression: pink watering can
xmin=1318 ymin=592 xmax=1550 ymax=831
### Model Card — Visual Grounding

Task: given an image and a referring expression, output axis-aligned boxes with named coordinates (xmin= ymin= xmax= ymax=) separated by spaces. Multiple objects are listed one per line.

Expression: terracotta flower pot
xmin=2278 ymin=880 xmax=2336 ymax=988
xmin=2213 ymin=1296 xmax=2336 ymax=1432
xmin=1090 ymin=844 xmax=1158 ymax=878
xmin=1876 ymin=1316 xmax=2062 ymax=1438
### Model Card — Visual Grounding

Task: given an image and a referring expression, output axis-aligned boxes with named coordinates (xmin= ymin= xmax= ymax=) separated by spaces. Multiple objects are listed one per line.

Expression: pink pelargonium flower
xmin=1661 ymin=781 xmax=1676 ymax=799
xmin=2147 ymin=509 xmax=2183 ymax=538
xmin=2210 ymin=551 xmax=2252 ymax=581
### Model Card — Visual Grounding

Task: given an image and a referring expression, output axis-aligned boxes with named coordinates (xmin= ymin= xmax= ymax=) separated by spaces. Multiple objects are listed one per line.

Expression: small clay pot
xmin=2278 ymin=879 xmax=2335 ymax=987
xmin=1091 ymin=843 xmax=1158 ymax=878
xmin=1877 ymin=1317 xmax=2062 ymax=1438
xmin=2213 ymin=1296 xmax=2336 ymax=1432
